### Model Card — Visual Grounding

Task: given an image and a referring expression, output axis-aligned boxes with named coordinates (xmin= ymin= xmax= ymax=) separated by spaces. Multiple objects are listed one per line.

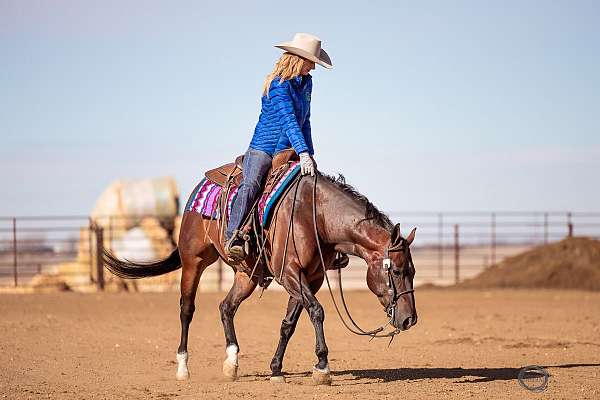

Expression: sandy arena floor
xmin=1 ymin=288 xmax=599 ymax=399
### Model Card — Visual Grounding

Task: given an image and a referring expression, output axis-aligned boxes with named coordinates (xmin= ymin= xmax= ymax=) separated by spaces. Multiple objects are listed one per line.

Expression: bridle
xmin=382 ymin=245 xmax=415 ymax=329
xmin=310 ymin=172 xmax=416 ymax=341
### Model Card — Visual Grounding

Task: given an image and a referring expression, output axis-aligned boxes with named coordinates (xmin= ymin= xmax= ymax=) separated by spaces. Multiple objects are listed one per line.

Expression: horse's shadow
xmin=244 ymin=363 xmax=600 ymax=384
xmin=335 ymin=363 xmax=600 ymax=384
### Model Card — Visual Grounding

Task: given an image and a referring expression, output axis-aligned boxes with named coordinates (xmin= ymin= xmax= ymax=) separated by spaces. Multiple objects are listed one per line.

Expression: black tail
xmin=102 ymin=248 xmax=182 ymax=279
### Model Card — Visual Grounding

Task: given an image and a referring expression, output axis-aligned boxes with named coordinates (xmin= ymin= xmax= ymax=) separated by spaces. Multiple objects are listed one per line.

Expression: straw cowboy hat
xmin=275 ymin=33 xmax=333 ymax=69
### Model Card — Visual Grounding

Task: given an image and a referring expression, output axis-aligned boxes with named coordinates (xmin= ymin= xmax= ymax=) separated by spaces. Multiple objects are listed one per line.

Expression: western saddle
xmin=204 ymin=148 xmax=349 ymax=278
xmin=205 ymin=148 xmax=299 ymax=190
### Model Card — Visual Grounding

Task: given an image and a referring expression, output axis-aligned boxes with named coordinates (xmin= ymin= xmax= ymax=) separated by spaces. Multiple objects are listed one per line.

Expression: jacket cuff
xmin=293 ymin=144 xmax=309 ymax=155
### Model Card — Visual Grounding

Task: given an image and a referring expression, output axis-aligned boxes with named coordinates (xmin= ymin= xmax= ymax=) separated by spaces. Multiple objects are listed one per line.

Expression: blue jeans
xmin=225 ymin=148 xmax=273 ymax=240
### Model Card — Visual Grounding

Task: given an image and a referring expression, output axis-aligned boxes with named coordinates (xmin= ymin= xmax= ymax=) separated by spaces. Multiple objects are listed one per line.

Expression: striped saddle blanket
xmin=185 ymin=161 xmax=301 ymax=227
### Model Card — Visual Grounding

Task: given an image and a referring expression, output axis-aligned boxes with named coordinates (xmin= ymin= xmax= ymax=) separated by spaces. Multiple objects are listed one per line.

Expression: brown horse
xmin=103 ymin=172 xmax=417 ymax=385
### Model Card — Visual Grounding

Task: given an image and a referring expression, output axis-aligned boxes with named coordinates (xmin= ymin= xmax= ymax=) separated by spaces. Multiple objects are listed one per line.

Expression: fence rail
xmin=1 ymin=212 xmax=599 ymax=290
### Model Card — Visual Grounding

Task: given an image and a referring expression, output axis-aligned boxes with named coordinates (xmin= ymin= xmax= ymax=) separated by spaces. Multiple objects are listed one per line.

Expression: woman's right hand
xmin=299 ymin=152 xmax=315 ymax=176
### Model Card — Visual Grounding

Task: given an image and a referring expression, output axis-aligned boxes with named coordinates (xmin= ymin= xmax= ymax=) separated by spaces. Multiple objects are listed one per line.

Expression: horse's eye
xmin=392 ymin=269 xmax=401 ymax=276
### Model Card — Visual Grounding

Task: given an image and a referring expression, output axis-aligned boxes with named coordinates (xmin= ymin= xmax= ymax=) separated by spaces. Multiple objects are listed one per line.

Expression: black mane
xmin=321 ymin=173 xmax=394 ymax=230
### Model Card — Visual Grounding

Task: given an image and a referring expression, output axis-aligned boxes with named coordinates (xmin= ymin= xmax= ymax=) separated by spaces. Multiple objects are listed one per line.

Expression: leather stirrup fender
xmin=205 ymin=162 xmax=242 ymax=187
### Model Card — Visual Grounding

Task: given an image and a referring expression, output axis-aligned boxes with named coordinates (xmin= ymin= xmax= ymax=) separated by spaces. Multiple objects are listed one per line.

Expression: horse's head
xmin=366 ymin=223 xmax=417 ymax=331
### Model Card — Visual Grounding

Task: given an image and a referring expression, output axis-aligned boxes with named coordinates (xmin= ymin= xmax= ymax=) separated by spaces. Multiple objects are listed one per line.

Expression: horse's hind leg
xmin=219 ymin=271 xmax=257 ymax=381
xmin=175 ymin=244 xmax=219 ymax=380
xmin=269 ymin=297 xmax=303 ymax=383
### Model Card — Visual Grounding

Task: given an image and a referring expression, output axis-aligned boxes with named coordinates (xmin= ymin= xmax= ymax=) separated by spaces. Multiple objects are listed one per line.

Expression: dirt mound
xmin=459 ymin=237 xmax=600 ymax=290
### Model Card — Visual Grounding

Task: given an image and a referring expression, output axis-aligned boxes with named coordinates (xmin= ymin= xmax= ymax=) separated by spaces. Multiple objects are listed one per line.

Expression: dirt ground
xmin=1 ymin=288 xmax=599 ymax=399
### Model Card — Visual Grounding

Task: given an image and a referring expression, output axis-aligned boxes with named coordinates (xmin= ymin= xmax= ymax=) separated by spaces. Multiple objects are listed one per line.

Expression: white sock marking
xmin=314 ymin=364 xmax=330 ymax=374
xmin=176 ymin=352 xmax=189 ymax=379
xmin=225 ymin=344 xmax=239 ymax=366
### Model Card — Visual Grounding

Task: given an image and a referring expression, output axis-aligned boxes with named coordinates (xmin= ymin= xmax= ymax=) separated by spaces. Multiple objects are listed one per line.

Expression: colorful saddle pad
xmin=185 ymin=161 xmax=301 ymax=226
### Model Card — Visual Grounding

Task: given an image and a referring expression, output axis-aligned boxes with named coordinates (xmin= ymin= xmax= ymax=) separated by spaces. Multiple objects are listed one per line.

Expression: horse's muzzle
xmin=394 ymin=313 xmax=417 ymax=331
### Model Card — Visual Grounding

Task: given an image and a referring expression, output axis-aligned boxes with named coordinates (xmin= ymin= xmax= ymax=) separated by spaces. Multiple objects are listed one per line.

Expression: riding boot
xmin=225 ymin=230 xmax=246 ymax=263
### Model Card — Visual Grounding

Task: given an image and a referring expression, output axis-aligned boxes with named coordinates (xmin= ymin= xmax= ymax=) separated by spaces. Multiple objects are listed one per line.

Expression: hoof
xmin=222 ymin=359 xmax=238 ymax=381
xmin=175 ymin=370 xmax=190 ymax=381
xmin=270 ymin=375 xmax=286 ymax=384
xmin=175 ymin=352 xmax=189 ymax=381
xmin=312 ymin=366 xmax=332 ymax=386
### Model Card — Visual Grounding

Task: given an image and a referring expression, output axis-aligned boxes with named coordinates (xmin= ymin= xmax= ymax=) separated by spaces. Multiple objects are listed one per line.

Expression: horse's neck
xmin=344 ymin=222 xmax=390 ymax=263
xmin=318 ymin=180 xmax=390 ymax=262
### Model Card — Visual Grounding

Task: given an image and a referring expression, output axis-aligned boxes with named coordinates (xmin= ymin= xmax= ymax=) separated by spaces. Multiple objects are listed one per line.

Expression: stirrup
xmin=225 ymin=230 xmax=251 ymax=263
xmin=225 ymin=233 xmax=245 ymax=262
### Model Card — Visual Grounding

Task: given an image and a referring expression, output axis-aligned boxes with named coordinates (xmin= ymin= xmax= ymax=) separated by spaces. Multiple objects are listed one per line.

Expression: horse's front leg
xmin=301 ymin=275 xmax=331 ymax=385
xmin=282 ymin=268 xmax=331 ymax=385
xmin=269 ymin=297 xmax=303 ymax=383
xmin=219 ymin=270 xmax=257 ymax=381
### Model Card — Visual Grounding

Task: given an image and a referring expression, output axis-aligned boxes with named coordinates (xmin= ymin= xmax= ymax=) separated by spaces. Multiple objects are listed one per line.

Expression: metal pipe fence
xmin=1 ymin=212 xmax=599 ymax=291
xmin=0 ymin=214 xmax=181 ymax=291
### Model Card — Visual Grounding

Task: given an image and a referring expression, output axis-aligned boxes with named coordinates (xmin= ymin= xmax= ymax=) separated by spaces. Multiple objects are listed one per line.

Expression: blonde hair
xmin=262 ymin=52 xmax=307 ymax=97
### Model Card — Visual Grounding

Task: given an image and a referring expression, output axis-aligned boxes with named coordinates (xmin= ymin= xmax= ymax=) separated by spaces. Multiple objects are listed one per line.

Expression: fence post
xmin=95 ymin=225 xmax=105 ymax=291
xmin=12 ymin=218 xmax=17 ymax=288
xmin=491 ymin=213 xmax=496 ymax=266
xmin=567 ymin=212 xmax=573 ymax=238
xmin=438 ymin=213 xmax=443 ymax=278
xmin=217 ymin=258 xmax=223 ymax=292
xmin=88 ymin=218 xmax=94 ymax=283
xmin=543 ymin=213 xmax=549 ymax=244
xmin=454 ymin=224 xmax=460 ymax=285
xmin=108 ymin=215 xmax=113 ymax=252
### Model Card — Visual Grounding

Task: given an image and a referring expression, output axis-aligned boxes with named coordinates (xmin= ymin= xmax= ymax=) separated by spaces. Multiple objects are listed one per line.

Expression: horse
xmin=103 ymin=171 xmax=418 ymax=385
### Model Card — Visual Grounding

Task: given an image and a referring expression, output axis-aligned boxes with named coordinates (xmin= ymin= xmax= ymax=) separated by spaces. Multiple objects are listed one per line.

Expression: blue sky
xmin=1 ymin=0 xmax=599 ymax=216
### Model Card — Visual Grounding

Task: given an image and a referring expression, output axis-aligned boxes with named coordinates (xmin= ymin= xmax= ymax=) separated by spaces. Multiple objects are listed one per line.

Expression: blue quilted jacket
xmin=249 ymin=74 xmax=314 ymax=156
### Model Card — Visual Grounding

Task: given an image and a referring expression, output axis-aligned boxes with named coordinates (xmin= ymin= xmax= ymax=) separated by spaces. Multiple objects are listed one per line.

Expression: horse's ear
xmin=406 ymin=227 xmax=417 ymax=246
xmin=391 ymin=223 xmax=402 ymax=246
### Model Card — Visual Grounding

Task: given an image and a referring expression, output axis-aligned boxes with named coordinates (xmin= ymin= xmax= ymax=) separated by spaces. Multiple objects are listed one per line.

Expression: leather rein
xmin=310 ymin=173 xmax=415 ymax=340
xmin=244 ymin=170 xmax=414 ymax=341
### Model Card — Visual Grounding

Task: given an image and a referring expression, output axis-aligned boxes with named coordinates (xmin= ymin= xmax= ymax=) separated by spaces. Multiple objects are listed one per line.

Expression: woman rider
xmin=225 ymin=33 xmax=333 ymax=262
